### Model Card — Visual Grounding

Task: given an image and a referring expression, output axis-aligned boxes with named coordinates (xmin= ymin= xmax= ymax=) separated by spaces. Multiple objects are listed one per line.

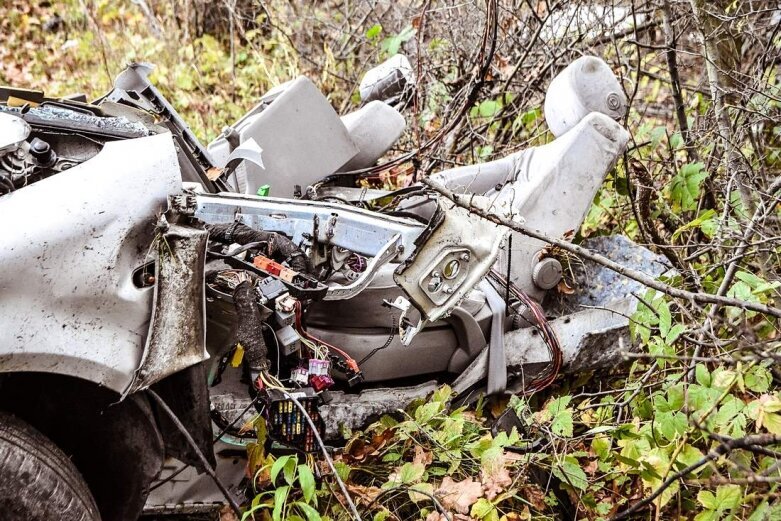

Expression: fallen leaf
xmin=583 ymin=458 xmax=599 ymax=475
xmin=481 ymin=465 xmax=512 ymax=500
xmin=557 ymin=279 xmax=575 ymax=295
xmin=414 ymin=445 xmax=433 ymax=466
xmin=519 ymin=483 xmax=546 ymax=511
xmin=346 ymin=484 xmax=382 ymax=505
xmin=426 ymin=514 xmax=472 ymax=521
xmin=220 ymin=504 xmax=239 ymax=521
xmin=436 ymin=476 xmax=484 ymax=514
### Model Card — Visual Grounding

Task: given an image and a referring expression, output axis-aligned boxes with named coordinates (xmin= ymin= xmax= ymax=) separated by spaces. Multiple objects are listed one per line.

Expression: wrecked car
xmin=0 ymin=55 xmax=667 ymax=520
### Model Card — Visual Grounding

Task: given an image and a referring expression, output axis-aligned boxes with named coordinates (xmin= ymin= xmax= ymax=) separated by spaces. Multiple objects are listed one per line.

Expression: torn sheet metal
xmin=218 ymin=138 xmax=264 ymax=193
xmin=125 ymin=222 xmax=210 ymax=395
xmin=393 ymin=197 xmax=509 ymax=344
xmin=323 ymin=234 xmax=402 ymax=300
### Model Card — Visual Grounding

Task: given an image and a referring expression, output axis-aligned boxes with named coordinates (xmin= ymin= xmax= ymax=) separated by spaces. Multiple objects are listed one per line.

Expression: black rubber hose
xmin=232 ymin=281 xmax=269 ymax=377
xmin=208 ymin=222 xmax=307 ymax=273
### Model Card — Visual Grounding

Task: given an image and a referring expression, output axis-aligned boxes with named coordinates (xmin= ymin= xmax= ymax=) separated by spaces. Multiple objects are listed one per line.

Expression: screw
xmin=606 ymin=92 xmax=622 ymax=111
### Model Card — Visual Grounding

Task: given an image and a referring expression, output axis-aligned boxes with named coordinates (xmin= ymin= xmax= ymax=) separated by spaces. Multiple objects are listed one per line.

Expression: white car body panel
xmin=0 ymin=133 xmax=181 ymax=393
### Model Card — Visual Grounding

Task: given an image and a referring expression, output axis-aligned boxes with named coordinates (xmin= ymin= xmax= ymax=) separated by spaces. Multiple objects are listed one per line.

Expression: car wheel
xmin=0 ymin=411 xmax=100 ymax=521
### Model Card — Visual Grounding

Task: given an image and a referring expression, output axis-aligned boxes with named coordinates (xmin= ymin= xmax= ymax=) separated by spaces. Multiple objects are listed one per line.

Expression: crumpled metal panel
xmin=0 ymin=134 xmax=182 ymax=393
xmin=125 ymin=222 xmax=209 ymax=395
xmin=393 ymin=197 xmax=509 ymax=343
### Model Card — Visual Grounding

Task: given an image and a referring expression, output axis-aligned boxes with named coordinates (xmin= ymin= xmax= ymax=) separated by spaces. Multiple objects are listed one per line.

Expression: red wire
xmin=489 ymin=270 xmax=563 ymax=393
xmin=293 ymin=301 xmax=360 ymax=373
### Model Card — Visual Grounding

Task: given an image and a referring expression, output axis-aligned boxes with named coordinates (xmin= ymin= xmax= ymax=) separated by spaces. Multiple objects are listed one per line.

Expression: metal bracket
xmin=324 ymin=234 xmax=402 ymax=301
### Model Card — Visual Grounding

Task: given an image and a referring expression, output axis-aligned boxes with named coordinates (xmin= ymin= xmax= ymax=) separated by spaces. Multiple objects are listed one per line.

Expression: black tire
xmin=0 ymin=411 xmax=100 ymax=521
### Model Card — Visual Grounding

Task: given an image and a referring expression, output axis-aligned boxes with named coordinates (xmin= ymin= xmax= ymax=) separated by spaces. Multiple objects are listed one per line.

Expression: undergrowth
xmin=2 ymin=1 xmax=780 ymax=519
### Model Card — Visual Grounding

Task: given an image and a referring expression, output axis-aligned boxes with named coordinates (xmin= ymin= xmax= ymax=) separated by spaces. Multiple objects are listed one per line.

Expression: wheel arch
xmin=0 ymin=372 xmax=165 ymax=521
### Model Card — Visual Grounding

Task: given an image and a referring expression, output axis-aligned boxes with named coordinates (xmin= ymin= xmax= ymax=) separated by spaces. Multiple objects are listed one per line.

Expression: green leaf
xmin=748 ymin=501 xmax=770 ymax=521
xmin=712 ymin=368 xmax=738 ymax=390
xmin=365 ymin=23 xmax=382 ymax=41
xmin=650 ymin=126 xmax=667 ymax=148
xmin=373 ymin=511 xmax=390 ymax=521
xmin=763 ymin=411 xmax=781 ymax=435
xmin=382 ymin=452 xmax=402 ymax=463
xmin=334 ymin=461 xmax=351 ymax=482
xmin=670 ymin=162 xmax=708 ymax=211
xmin=672 ymin=209 xmax=718 ymax=241
xmin=666 ymin=323 xmax=685 ymax=344
xmin=471 ymin=498 xmax=497 ymax=520
xmin=282 ymin=458 xmax=298 ymax=486
xmin=657 ymin=299 xmax=672 ymax=337
xmin=656 ymin=411 xmax=688 ymax=441
xmin=407 ymin=482 xmax=435 ymax=503
xmin=297 ymin=464 xmax=316 ymax=503
xmin=695 ymin=364 xmax=712 ymax=387
xmin=476 ymin=99 xmax=501 ymax=118
xmin=380 ymin=25 xmax=416 ymax=55
xmin=415 ymin=402 xmax=440 ymax=424
xmin=676 ymin=444 xmax=705 ymax=470
xmin=547 ymin=396 xmax=574 ymax=437
xmin=292 ymin=502 xmax=322 ymax=521
xmin=271 ymin=455 xmax=293 ymax=484
xmin=745 ymin=366 xmax=772 ymax=393
xmin=272 ymin=485 xmax=290 ymax=521
xmin=592 ymin=435 xmax=612 ymax=460
xmin=431 ymin=385 xmax=453 ymax=404
xmin=695 ymin=510 xmax=718 ymax=521
xmin=553 ymin=458 xmax=588 ymax=491
xmin=714 ymin=396 xmax=745 ymax=427
xmin=715 ymin=484 xmax=742 ymax=510
xmin=735 ymin=271 xmax=767 ymax=290
xmin=551 ymin=409 xmax=574 ymax=437
xmin=477 ymin=145 xmax=494 ymax=158
xmin=399 ymin=462 xmax=425 ymax=484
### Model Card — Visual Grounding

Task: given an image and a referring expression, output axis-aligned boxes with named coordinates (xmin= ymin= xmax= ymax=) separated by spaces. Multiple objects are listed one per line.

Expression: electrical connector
xmin=309 ymin=374 xmax=334 ymax=392
xmin=291 ymin=367 xmax=309 ymax=386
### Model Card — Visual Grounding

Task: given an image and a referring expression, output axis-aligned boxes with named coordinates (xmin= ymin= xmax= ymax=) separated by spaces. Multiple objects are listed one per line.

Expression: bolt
xmin=460 ymin=252 xmax=470 ymax=261
xmin=606 ymin=92 xmax=622 ymax=111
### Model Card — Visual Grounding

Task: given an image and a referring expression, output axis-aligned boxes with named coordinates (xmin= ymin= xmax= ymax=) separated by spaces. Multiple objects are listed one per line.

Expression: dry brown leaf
xmin=347 ymin=484 xmax=382 ymax=505
xmin=520 ymin=483 xmax=546 ymax=511
xmin=481 ymin=465 xmax=512 ymax=500
xmin=583 ymin=458 xmax=599 ymax=476
xmin=426 ymin=514 xmax=473 ymax=521
xmin=436 ymin=476 xmax=484 ymax=514
xmin=557 ymin=279 xmax=575 ymax=295
xmin=219 ymin=504 xmax=239 ymax=521
xmin=414 ymin=445 xmax=433 ymax=466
